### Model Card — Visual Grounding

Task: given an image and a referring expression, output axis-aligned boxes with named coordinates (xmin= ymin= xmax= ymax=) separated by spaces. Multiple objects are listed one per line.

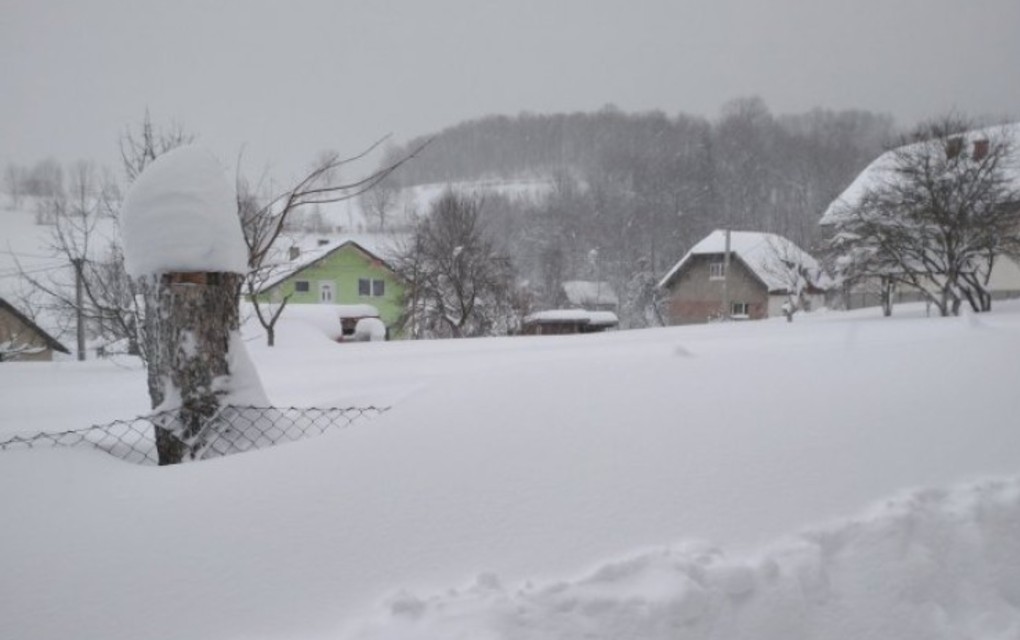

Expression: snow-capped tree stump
xmin=121 ymin=146 xmax=267 ymax=464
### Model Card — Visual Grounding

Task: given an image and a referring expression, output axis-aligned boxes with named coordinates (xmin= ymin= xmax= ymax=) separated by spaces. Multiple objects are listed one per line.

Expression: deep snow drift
xmin=1 ymin=303 xmax=1019 ymax=640
xmin=349 ymin=477 xmax=1020 ymax=640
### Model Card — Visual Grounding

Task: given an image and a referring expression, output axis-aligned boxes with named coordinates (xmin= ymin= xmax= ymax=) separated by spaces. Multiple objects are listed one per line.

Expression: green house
xmin=254 ymin=240 xmax=405 ymax=334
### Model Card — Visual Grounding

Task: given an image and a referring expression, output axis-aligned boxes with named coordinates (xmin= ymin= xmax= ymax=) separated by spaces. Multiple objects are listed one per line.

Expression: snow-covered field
xmin=2 ymin=301 xmax=1020 ymax=639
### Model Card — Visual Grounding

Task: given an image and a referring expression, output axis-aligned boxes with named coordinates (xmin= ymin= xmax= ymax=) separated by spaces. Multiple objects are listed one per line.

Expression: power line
xmin=0 ymin=263 xmax=66 ymax=278
xmin=0 ymin=249 xmax=56 ymax=260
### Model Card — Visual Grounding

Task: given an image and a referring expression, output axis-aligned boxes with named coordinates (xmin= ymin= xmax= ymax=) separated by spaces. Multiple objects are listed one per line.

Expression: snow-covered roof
xmin=657 ymin=230 xmax=821 ymax=293
xmin=120 ymin=145 xmax=248 ymax=277
xmin=820 ymin=122 xmax=1020 ymax=226
xmin=562 ymin=280 xmax=618 ymax=307
xmin=584 ymin=311 xmax=619 ymax=326
xmin=256 ymin=238 xmax=397 ymax=293
xmin=335 ymin=304 xmax=379 ymax=318
xmin=524 ymin=309 xmax=619 ymax=326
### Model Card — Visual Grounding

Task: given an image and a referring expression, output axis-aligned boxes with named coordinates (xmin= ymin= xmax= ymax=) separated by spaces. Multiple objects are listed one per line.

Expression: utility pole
xmin=72 ymin=257 xmax=85 ymax=361
xmin=720 ymin=229 xmax=731 ymax=321
xmin=411 ymin=236 xmax=421 ymax=339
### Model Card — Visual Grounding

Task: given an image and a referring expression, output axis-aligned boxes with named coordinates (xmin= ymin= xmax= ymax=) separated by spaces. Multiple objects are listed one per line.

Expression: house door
xmin=319 ymin=281 xmax=334 ymax=303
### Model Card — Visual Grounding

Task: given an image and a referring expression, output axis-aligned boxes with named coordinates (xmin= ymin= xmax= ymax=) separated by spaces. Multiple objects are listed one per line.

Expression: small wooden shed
xmin=520 ymin=309 xmax=619 ymax=336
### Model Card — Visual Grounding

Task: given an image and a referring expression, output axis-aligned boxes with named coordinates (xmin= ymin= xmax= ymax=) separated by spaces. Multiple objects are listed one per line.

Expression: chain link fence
xmin=0 ymin=405 xmax=389 ymax=465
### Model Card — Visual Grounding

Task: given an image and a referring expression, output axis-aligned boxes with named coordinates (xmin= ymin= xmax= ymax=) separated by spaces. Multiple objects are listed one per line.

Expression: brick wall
xmin=661 ymin=254 xmax=769 ymax=324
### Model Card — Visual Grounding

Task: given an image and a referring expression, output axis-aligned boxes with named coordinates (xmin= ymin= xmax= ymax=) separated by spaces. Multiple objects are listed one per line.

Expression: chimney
xmin=318 ymin=238 xmax=330 ymax=246
xmin=973 ymin=138 xmax=990 ymax=161
xmin=288 ymin=246 xmax=300 ymax=260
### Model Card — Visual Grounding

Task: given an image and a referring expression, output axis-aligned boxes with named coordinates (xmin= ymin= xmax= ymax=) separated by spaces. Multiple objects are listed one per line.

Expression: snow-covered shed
xmin=520 ymin=309 xmax=619 ymax=336
xmin=657 ymin=230 xmax=826 ymax=324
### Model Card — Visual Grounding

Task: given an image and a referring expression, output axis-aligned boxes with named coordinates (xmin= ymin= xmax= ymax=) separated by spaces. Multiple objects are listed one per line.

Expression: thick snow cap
xmin=120 ymin=145 xmax=248 ymax=278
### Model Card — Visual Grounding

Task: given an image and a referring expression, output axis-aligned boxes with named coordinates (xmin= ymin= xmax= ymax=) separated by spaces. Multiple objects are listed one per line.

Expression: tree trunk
xmin=961 ymin=287 xmax=981 ymax=314
xmin=143 ymin=272 xmax=242 ymax=464
xmin=935 ymin=289 xmax=950 ymax=317
xmin=880 ymin=277 xmax=894 ymax=317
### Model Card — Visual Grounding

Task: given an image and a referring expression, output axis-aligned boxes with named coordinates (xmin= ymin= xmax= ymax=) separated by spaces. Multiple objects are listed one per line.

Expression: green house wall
xmin=258 ymin=243 xmax=405 ymax=329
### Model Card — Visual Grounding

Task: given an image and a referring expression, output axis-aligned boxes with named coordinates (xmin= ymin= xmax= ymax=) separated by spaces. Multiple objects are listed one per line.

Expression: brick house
xmin=657 ymin=230 xmax=826 ymax=324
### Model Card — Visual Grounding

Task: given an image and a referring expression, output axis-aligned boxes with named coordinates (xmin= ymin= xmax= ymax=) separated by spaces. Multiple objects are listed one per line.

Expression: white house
xmin=821 ymin=122 xmax=1020 ymax=308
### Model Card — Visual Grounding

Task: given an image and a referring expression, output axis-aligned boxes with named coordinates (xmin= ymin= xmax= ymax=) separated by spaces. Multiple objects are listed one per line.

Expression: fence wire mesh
xmin=0 ymin=405 xmax=389 ymax=465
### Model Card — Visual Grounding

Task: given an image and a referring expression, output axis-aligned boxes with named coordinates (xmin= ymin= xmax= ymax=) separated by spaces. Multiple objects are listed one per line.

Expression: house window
xmin=709 ymin=259 xmax=726 ymax=280
xmin=359 ymin=278 xmax=386 ymax=297
xmin=731 ymin=302 xmax=749 ymax=317
xmin=294 ymin=280 xmax=310 ymax=293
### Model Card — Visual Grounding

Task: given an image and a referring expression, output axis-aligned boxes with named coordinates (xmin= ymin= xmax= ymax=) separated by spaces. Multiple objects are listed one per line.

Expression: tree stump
xmin=144 ymin=272 xmax=242 ymax=464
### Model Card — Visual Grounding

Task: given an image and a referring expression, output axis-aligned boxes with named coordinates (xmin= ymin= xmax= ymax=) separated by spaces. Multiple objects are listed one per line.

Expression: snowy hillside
xmin=296 ymin=176 xmax=553 ymax=233
xmin=2 ymin=302 xmax=1020 ymax=639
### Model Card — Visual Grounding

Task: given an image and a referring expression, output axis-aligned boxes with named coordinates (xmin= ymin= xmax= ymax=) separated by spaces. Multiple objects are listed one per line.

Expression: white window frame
xmin=731 ymin=301 xmax=749 ymax=317
xmin=709 ymin=259 xmax=726 ymax=280
xmin=319 ymin=281 xmax=335 ymax=303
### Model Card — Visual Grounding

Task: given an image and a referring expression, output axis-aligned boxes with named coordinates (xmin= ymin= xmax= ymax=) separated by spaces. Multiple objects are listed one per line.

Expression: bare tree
xmin=621 ymin=256 xmax=665 ymax=328
xmin=828 ymin=117 xmax=1020 ymax=316
xmin=391 ymin=191 xmax=523 ymax=338
xmin=4 ymin=164 xmax=26 ymax=210
xmin=120 ymin=109 xmax=196 ymax=183
xmin=14 ymin=113 xmax=195 ymax=360
xmin=760 ymin=235 xmax=823 ymax=322
xmin=23 ymin=158 xmax=64 ymax=200
xmin=360 ymin=172 xmax=401 ymax=231
xmin=15 ymin=166 xmax=144 ymax=358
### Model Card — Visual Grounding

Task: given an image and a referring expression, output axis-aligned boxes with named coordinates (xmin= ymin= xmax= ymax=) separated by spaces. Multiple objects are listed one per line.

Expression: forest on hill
xmin=380 ymin=98 xmax=896 ymax=322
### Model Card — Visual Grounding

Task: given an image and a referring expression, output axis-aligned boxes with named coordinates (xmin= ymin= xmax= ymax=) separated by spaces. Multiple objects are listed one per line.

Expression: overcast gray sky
xmin=3 ymin=0 xmax=1019 ymax=180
